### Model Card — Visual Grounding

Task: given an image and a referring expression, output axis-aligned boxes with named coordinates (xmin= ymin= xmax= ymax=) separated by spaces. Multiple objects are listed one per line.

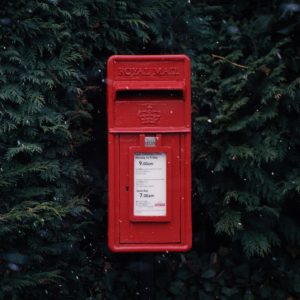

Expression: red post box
xmin=107 ymin=55 xmax=192 ymax=252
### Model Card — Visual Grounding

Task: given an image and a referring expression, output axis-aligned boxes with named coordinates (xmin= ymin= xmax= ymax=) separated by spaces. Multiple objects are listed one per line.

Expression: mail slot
xmin=107 ymin=55 xmax=192 ymax=252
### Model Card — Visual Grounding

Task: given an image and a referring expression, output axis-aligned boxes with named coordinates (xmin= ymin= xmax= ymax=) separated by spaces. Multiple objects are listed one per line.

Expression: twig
xmin=211 ymin=54 xmax=248 ymax=69
xmin=180 ymin=254 xmax=199 ymax=275
xmin=84 ymin=86 xmax=102 ymax=91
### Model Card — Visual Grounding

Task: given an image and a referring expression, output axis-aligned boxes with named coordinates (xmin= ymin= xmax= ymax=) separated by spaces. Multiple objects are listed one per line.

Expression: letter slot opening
xmin=116 ymin=89 xmax=183 ymax=101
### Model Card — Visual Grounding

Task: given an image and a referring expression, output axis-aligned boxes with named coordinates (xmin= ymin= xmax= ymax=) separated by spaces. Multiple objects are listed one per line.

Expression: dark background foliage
xmin=0 ymin=0 xmax=299 ymax=299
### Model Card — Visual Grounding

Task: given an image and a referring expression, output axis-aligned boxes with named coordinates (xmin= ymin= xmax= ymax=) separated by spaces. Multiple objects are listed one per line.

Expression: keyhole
xmin=126 ymin=186 xmax=129 ymax=191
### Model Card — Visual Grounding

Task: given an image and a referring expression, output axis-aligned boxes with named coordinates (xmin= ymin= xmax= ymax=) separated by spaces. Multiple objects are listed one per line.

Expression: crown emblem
xmin=138 ymin=105 xmax=161 ymax=125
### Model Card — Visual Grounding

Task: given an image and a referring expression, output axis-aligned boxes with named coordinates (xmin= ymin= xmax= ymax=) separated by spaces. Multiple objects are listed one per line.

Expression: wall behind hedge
xmin=0 ymin=0 xmax=299 ymax=299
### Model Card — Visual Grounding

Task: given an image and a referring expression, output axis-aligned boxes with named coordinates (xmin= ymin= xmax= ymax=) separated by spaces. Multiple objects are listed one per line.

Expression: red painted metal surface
xmin=107 ymin=55 xmax=192 ymax=252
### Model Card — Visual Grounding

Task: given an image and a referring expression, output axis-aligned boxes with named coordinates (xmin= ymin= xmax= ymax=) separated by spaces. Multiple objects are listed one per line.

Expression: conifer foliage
xmin=0 ymin=0 xmax=300 ymax=299
xmin=0 ymin=1 xmax=95 ymax=299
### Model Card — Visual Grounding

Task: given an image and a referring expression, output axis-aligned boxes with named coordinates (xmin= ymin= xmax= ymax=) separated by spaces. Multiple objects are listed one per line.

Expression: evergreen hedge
xmin=0 ymin=0 xmax=299 ymax=299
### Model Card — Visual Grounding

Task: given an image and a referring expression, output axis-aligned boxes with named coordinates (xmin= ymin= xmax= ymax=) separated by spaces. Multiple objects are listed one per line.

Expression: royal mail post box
xmin=107 ymin=55 xmax=192 ymax=252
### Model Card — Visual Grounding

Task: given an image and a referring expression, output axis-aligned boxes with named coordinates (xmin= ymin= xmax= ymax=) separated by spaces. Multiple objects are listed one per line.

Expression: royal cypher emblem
xmin=138 ymin=105 xmax=161 ymax=125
